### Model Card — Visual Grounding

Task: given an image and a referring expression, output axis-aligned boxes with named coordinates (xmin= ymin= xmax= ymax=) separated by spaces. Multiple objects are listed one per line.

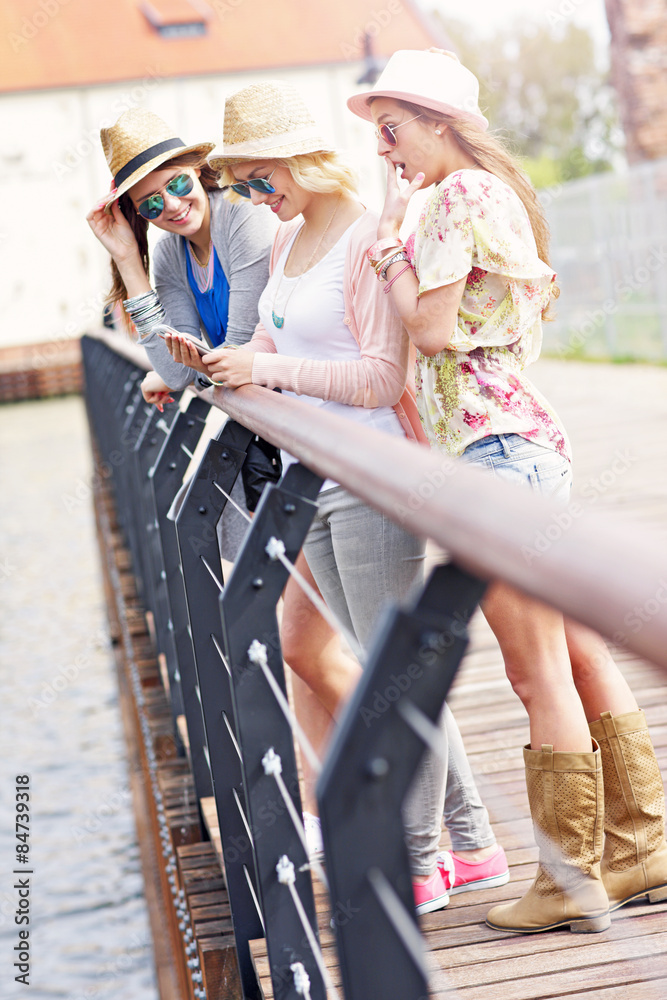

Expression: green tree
xmin=435 ymin=17 xmax=621 ymax=186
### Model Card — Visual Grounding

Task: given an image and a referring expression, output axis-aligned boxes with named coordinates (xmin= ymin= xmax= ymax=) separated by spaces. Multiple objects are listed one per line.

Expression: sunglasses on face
xmin=374 ymin=115 xmax=422 ymax=146
xmin=136 ymin=173 xmax=195 ymax=220
xmin=230 ymin=167 xmax=277 ymax=199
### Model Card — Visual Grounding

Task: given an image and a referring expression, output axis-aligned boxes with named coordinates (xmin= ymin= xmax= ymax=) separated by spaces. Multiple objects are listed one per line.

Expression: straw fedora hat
xmin=100 ymin=108 xmax=215 ymax=212
xmin=209 ymin=81 xmax=334 ymax=167
xmin=347 ymin=49 xmax=488 ymax=131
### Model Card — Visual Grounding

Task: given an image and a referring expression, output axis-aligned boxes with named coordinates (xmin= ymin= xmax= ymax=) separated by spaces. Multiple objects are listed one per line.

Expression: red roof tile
xmin=1 ymin=0 xmax=446 ymax=93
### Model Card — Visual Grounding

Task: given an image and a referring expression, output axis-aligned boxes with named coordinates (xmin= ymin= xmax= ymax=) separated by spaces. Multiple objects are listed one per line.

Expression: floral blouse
xmin=409 ymin=168 xmax=571 ymax=461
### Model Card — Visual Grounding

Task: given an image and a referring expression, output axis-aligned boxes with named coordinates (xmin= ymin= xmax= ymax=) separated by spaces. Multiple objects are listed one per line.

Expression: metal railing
xmin=82 ymin=330 xmax=667 ymax=1000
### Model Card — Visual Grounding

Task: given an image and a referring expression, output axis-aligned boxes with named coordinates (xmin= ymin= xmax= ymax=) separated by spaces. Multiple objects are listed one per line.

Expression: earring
xmin=435 ymin=129 xmax=442 ymax=135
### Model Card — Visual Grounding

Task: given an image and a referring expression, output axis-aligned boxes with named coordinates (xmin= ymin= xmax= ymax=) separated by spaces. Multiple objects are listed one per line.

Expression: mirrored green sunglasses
xmin=230 ymin=168 xmax=277 ymax=199
xmin=137 ymin=173 xmax=194 ymax=220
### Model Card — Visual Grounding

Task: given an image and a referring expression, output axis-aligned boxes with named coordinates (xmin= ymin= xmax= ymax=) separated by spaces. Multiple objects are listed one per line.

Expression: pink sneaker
xmin=413 ymin=867 xmax=450 ymax=916
xmin=437 ymin=845 xmax=510 ymax=896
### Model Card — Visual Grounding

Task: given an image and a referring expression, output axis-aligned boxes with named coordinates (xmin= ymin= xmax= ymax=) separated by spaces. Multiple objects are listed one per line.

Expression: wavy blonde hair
xmin=377 ymin=99 xmax=559 ymax=309
xmin=219 ymin=150 xmax=358 ymax=202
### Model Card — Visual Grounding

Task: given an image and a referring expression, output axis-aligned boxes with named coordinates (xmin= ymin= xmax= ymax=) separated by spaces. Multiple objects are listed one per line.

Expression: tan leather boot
xmin=486 ymin=741 xmax=610 ymax=934
xmin=590 ymin=709 xmax=667 ymax=911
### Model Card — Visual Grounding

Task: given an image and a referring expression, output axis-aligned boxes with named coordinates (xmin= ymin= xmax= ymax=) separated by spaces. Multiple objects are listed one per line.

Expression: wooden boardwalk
xmin=248 ymin=359 xmax=667 ymax=999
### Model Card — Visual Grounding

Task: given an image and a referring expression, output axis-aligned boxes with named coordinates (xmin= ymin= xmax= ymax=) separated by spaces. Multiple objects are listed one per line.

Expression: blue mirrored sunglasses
xmin=137 ymin=173 xmax=194 ymax=220
xmin=230 ymin=167 xmax=277 ymax=199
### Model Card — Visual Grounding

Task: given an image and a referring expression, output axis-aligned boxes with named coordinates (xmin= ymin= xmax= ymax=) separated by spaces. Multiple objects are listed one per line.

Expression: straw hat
xmin=209 ymin=81 xmax=334 ymax=167
xmin=347 ymin=49 xmax=488 ymax=131
xmin=100 ymin=108 xmax=215 ymax=212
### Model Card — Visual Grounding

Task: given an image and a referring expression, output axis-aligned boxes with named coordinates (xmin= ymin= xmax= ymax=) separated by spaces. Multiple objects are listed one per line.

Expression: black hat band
xmin=114 ymin=138 xmax=186 ymax=188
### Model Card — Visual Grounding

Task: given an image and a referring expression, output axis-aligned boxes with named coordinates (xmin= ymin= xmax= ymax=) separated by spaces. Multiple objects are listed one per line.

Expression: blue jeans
xmin=460 ymin=433 xmax=572 ymax=501
xmin=304 ymin=486 xmax=495 ymax=874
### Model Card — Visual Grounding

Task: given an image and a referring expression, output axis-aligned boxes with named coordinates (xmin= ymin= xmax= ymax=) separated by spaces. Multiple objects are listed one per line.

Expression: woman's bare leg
xmin=481 ymin=581 xmax=591 ymax=751
xmin=565 ymin=619 xmax=638 ymax=720
xmin=281 ymin=551 xmax=361 ymax=816
xmin=289 ymin=671 xmax=334 ymax=814
xmin=281 ymin=551 xmax=361 ymax=717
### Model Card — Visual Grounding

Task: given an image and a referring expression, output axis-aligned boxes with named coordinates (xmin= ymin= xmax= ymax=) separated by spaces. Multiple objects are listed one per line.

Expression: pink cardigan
xmin=249 ymin=210 xmax=428 ymax=444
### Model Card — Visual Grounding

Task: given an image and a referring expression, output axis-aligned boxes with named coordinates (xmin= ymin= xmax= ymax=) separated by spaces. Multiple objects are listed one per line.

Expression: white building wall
xmin=0 ymin=63 xmax=407 ymax=351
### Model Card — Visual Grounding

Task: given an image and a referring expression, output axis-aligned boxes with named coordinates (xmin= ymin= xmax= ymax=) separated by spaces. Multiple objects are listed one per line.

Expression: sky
xmin=426 ymin=0 xmax=611 ymax=47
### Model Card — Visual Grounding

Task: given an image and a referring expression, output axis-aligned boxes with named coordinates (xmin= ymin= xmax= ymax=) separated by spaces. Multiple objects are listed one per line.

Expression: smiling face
xmin=370 ymin=98 xmax=448 ymax=187
xmin=129 ymin=165 xmax=209 ymax=237
xmin=230 ymin=161 xmax=312 ymax=221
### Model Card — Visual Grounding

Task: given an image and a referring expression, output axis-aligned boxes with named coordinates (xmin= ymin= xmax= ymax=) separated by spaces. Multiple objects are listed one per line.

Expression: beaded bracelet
xmin=383 ymin=263 xmax=412 ymax=293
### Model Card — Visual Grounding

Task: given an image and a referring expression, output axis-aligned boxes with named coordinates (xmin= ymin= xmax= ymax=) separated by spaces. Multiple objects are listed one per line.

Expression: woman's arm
xmin=87 ymin=196 xmax=203 ymax=389
xmin=384 ymin=272 xmax=467 ymax=356
xmin=145 ymin=237 xmax=210 ymax=389
xmin=86 ymin=198 xmax=152 ymax=299
xmin=203 ymin=321 xmax=277 ymax=388
xmin=207 ymin=216 xmax=411 ymax=405
xmin=376 ymin=159 xmax=467 ymax=356
xmin=140 ymin=371 xmax=175 ymax=411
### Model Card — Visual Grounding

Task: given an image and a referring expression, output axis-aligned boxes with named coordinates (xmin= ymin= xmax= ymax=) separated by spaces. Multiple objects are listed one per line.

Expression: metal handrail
xmin=88 ymin=328 xmax=667 ymax=670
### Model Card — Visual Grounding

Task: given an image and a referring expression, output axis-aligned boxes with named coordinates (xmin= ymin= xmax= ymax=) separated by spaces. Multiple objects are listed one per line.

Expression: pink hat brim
xmin=346 ymin=89 xmax=488 ymax=131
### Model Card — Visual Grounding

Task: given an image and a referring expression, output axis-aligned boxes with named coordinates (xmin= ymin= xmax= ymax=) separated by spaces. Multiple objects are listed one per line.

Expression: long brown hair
xmin=380 ymin=99 xmax=559 ymax=307
xmin=107 ymin=153 xmax=221 ymax=315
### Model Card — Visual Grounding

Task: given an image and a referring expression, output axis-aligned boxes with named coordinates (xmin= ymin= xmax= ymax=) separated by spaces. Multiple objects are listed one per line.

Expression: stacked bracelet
xmin=377 ymin=250 xmax=409 ymax=281
xmin=123 ymin=290 xmax=165 ymax=339
xmin=367 ymin=238 xmax=403 ymax=264
xmin=383 ymin=263 xmax=412 ymax=293
xmin=370 ymin=246 xmax=401 ymax=274
xmin=368 ymin=241 xmax=404 ymax=270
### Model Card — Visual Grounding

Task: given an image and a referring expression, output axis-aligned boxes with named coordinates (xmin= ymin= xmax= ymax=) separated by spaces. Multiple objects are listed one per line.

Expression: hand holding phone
xmin=154 ymin=323 xmax=210 ymax=356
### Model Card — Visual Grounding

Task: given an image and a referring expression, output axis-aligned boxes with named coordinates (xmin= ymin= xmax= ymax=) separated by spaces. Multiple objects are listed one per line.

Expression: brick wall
xmin=606 ymin=0 xmax=667 ymax=162
xmin=0 ymin=339 xmax=83 ymax=402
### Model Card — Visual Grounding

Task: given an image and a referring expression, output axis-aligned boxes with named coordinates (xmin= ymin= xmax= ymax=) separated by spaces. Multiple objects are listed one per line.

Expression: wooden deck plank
xmin=250 ymin=360 xmax=667 ymax=998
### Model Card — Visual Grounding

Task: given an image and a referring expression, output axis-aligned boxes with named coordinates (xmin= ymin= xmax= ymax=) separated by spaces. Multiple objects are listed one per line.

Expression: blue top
xmin=183 ymin=244 xmax=230 ymax=348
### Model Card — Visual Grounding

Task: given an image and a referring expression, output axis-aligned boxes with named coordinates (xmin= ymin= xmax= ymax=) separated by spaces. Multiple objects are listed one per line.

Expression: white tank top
xmin=258 ymin=217 xmax=404 ymax=490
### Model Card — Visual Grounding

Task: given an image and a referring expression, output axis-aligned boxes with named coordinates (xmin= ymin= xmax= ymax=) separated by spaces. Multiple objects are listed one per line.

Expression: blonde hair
xmin=380 ymin=99 xmax=559 ymax=309
xmin=220 ymin=150 xmax=358 ymax=202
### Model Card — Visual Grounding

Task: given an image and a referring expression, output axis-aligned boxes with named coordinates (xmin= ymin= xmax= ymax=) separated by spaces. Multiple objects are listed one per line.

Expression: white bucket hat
xmin=209 ymin=81 xmax=334 ymax=167
xmin=347 ymin=49 xmax=488 ymax=131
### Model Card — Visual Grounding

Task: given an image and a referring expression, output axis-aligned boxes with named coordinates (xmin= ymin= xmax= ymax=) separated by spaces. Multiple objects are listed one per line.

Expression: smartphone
xmin=154 ymin=323 xmax=210 ymax=357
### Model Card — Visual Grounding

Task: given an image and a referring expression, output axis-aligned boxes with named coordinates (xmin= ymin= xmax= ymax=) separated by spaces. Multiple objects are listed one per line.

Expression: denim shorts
xmin=460 ymin=433 xmax=572 ymax=503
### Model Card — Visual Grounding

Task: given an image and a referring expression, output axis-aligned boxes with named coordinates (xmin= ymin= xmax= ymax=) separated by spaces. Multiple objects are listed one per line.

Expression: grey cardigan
xmin=140 ymin=190 xmax=277 ymax=390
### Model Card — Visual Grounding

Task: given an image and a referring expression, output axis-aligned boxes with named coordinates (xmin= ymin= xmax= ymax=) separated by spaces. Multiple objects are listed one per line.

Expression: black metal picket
xmin=318 ymin=564 xmax=486 ymax=1000
xmin=217 ymin=462 xmax=327 ymax=1000
xmin=148 ymin=397 xmax=215 ymax=799
xmin=83 ymin=336 xmax=330 ymax=999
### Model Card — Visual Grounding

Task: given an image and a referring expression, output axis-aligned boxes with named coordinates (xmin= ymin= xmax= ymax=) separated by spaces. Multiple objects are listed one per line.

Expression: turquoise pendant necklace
xmin=271 ymin=196 xmax=341 ymax=329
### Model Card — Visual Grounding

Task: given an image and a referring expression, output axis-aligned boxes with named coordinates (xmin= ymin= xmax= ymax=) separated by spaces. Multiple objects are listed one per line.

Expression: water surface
xmin=0 ymin=396 xmax=158 ymax=1000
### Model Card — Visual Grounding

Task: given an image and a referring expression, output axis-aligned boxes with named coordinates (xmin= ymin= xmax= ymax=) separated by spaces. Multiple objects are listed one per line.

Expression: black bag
xmin=240 ymin=435 xmax=282 ymax=512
